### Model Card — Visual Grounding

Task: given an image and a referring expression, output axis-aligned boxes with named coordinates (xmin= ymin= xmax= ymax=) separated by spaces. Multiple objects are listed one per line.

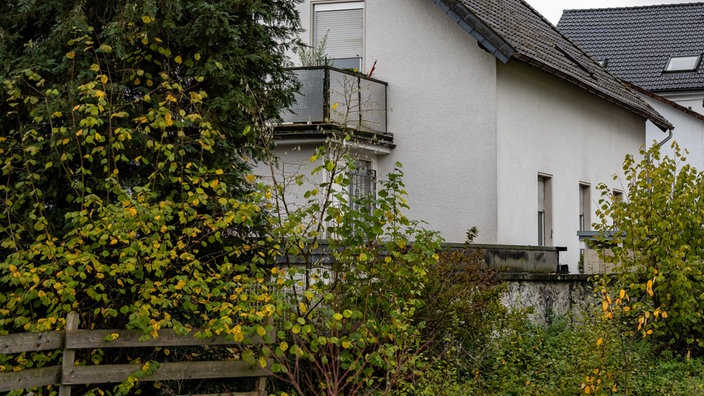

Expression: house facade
xmin=261 ymin=0 xmax=672 ymax=272
xmin=558 ymin=3 xmax=704 ymax=168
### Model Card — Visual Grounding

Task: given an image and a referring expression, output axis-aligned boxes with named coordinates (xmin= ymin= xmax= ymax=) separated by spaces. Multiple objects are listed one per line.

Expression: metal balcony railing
xmin=279 ymin=66 xmax=388 ymax=134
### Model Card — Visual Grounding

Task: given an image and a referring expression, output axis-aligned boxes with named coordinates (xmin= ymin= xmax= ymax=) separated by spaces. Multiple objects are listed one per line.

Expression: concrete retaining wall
xmin=500 ymin=273 xmax=596 ymax=326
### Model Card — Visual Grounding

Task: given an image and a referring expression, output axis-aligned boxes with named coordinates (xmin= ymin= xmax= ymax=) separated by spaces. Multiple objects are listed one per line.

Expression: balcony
xmin=276 ymin=66 xmax=393 ymax=150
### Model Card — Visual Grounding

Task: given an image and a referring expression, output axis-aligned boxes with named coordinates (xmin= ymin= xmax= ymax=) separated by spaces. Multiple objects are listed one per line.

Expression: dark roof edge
xmin=433 ymin=0 xmax=515 ymax=63
xmin=514 ymin=53 xmax=674 ymax=131
xmin=651 ymin=87 xmax=704 ymax=95
xmin=627 ymin=83 xmax=704 ymax=124
xmin=563 ymin=2 xmax=704 ymax=15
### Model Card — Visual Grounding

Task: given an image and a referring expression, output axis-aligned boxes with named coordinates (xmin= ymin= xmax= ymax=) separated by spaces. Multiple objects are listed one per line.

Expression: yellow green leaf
xmin=232 ymin=325 xmax=244 ymax=342
xmin=304 ymin=290 xmax=314 ymax=301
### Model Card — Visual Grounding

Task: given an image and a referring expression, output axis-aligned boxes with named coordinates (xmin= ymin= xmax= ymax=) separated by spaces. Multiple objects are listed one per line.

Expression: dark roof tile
xmin=557 ymin=3 xmax=704 ymax=92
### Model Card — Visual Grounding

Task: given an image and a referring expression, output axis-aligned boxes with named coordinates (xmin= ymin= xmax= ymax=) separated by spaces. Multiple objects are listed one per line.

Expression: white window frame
xmin=312 ymin=1 xmax=365 ymax=71
xmin=664 ymin=55 xmax=702 ymax=72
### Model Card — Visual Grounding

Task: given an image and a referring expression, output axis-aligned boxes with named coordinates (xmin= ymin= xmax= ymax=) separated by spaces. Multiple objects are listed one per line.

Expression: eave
xmin=433 ymin=0 xmax=515 ymax=64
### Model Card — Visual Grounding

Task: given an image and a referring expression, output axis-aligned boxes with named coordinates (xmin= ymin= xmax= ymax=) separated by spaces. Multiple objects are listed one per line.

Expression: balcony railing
xmin=278 ymin=67 xmax=390 ymax=145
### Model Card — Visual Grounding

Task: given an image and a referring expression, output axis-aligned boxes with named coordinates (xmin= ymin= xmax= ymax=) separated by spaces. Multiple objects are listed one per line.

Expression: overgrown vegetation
xmin=409 ymin=142 xmax=704 ymax=395
xmin=4 ymin=0 xmax=704 ymax=394
xmin=594 ymin=143 xmax=704 ymax=355
xmin=466 ymin=316 xmax=704 ymax=395
xmin=0 ymin=0 xmax=299 ymax=394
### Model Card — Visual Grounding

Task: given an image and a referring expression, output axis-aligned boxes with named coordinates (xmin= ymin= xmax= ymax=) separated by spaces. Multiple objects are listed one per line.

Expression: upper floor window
xmin=314 ymin=2 xmax=364 ymax=70
xmin=664 ymin=55 xmax=701 ymax=72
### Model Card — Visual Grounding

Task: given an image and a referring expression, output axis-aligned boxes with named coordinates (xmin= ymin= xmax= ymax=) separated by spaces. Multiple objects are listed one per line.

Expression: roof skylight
xmin=664 ymin=55 xmax=701 ymax=72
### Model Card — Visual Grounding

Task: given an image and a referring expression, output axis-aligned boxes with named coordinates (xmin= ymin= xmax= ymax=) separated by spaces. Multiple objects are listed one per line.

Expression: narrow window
xmin=579 ymin=183 xmax=591 ymax=231
xmin=538 ymin=175 xmax=552 ymax=246
xmin=314 ymin=2 xmax=364 ymax=70
xmin=349 ymin=160 xmax=375 ymax=213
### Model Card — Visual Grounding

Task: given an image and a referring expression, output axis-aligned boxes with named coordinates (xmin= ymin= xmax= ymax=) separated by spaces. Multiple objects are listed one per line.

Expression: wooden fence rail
xmin=0 ymin=313 xmax=270 ymax=396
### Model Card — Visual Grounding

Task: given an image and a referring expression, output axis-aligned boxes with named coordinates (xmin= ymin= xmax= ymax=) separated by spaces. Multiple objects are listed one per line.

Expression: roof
xmin=433 ymin=0 xmax=673 ymax=131
xmin=557 ymin=3 xmax=704 ymax=93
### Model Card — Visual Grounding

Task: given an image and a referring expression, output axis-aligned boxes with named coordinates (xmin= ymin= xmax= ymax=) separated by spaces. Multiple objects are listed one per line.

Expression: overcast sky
xmin=526 ymin=0 xmax=703 ymax=25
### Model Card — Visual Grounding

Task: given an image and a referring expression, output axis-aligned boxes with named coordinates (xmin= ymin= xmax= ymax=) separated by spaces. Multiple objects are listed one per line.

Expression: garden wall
xmin=500 ymin=273 xmax=596 ymax=326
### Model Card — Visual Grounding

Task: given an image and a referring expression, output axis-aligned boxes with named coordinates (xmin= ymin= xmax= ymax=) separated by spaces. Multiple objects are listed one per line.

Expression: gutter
xmin=656 ymin=129 xmax=673 ymax=148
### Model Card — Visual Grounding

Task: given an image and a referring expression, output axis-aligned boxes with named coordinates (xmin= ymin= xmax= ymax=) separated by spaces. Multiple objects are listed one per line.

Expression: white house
xmin=558 ymin=3 xmax=704 ymax=168
xmin=260 ymin=0 xmax=673 ymax=273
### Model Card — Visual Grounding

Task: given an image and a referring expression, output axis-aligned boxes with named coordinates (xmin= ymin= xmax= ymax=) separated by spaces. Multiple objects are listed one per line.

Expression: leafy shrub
xmin=466 ymin=313 xmax=701 ymax=395
xmin=0 ymin=1 xmax=299 ymax=394
xmin=252 ymin=152 xmax=443 ymax=395
xmin=594 ymin=143 xmax=704 ymax=355
xmin=413 ymin=229 xmax=509 ymax=390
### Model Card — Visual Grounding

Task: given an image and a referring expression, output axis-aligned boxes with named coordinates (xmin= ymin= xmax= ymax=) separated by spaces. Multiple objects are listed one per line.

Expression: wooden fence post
xmin=255 ymin=376 xmax=267 ymax=396
xmin=59 ymin=312 xmax=79 ymax=396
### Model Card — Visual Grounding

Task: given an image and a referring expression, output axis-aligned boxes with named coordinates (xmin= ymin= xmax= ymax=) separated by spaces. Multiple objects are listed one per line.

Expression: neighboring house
xmin=260 ymin=0 xmax=673 ymax=273
xmin=558 ymin=3 xmax=704 ymax=168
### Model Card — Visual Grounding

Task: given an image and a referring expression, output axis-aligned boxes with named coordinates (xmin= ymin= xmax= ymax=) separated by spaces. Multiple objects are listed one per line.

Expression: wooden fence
xmin=0 ymin=313 xmax=270 ymax=395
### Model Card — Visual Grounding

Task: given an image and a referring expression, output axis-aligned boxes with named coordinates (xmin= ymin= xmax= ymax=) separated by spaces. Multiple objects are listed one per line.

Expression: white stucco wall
xmin=254 ymin=142 xmax=321 ymax=208
xmin=659 ymin=90 xmax=704 ymax=115
xmin=496 ymin=61 xmax=645 ymax=271
xmin=278 ymin=0 xmax=500 ymax=244
xmin=268 ymin=1 xmax=653 ymax=272
xmin=643 ymin=96 xmax=704 ymax=170
xmin=366 ymin=0 xmax=499 ymax=244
